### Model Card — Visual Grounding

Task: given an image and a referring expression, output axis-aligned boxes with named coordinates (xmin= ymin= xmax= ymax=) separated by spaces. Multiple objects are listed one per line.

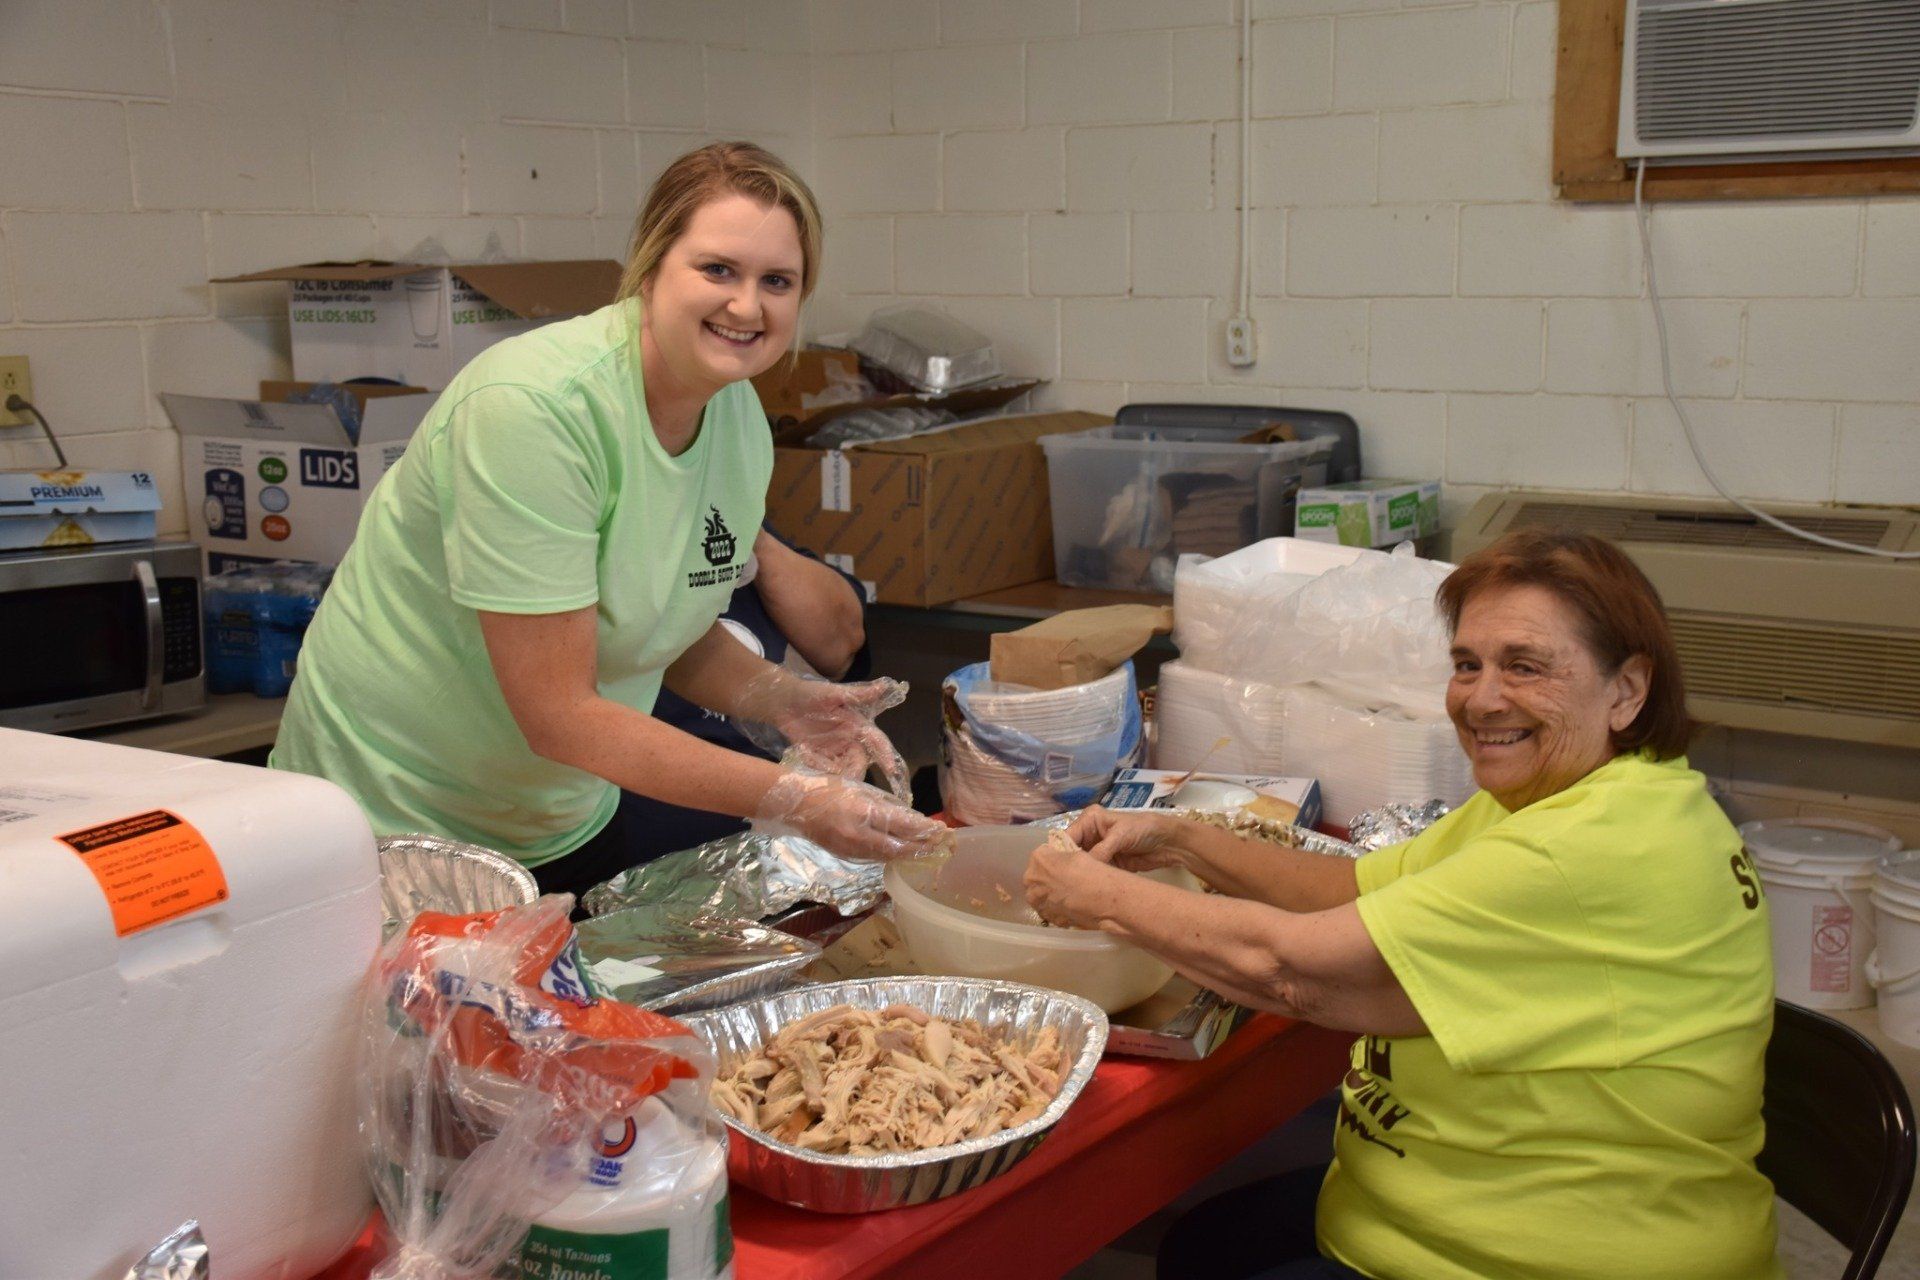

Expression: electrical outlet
xmin=1224 ymin=318 xmax=1256 ymax=368
xmin=0 ymin=357 xmax=32 ymax=427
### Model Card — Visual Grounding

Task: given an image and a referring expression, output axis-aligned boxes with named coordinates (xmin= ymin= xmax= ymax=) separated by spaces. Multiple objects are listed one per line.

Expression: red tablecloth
xmin=315 ymin=1014 xmax=1351 ymax=1280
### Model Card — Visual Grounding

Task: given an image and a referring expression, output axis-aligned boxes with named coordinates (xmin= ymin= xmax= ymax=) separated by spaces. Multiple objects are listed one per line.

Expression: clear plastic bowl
xmin=884 ymin=825 xmax=1196 ymax=1014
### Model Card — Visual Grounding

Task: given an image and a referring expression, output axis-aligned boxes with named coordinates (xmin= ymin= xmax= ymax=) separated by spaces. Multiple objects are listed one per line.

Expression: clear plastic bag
xmin=849 ymin=307 xmax=1001 ymax=393
xmin=1213 ymin=543 xmax=1455 ymax=718
xmin=360 ymin=897 xmax=723 ymax=1280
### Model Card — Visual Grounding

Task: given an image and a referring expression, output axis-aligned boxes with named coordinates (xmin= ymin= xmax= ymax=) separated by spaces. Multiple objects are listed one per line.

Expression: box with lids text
xmin=212 ymin=259 xmax=620 ymax=388
xmin=162 ymin=385 xmax=432 ymax=574
xmin=764 ymin=408 xmax=1110 ymax=607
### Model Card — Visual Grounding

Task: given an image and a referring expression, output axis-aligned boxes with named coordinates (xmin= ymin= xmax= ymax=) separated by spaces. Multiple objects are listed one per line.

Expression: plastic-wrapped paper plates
xmin=376 ymin=834 xmax=538 ymax=931
xmin=680 ymin=977 xmax=1106 ymax=1213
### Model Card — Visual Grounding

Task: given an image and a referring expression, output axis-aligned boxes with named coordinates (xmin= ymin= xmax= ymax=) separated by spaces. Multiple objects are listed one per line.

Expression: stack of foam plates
xmin=1283 ymin=685 xmax=1473 ymax=826
xmin=1152 ymin=660 xmax=1287 ymax=775
xmin=1150 ymin=664 xmax=1472 ymax=826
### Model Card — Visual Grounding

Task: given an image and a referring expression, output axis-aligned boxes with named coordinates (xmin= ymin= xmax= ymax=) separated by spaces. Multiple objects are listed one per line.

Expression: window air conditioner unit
xmin=1453 ymin=493 xmax=1920 ymax=749
xmin=1618 ymin=0 xmax=1920 ymax=163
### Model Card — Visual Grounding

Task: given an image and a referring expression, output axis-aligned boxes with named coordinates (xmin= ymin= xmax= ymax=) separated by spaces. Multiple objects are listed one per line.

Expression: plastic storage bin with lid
xmin=1040 ymin=425 xmax=1333 ymax=593
xmin=1741 ymin=817 xmax=1902 ymax=1010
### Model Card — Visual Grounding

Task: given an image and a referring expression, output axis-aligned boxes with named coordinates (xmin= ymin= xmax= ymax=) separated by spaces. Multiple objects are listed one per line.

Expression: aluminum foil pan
xmin=580 ymin=830 xmax=884 ymax=921
xmin=574 ymin=904 xmax=820 ymax=1015
xmin=377 ymin=834 xmax=539 ymax=931
xmin=1347 ymin=799 xmax=1452 ymax=852
xmin=680 ymin=977 xmax=1106 ymax=1213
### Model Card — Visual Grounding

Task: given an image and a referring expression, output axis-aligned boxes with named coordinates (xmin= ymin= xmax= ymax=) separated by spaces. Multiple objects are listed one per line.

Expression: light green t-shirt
xmin=1319 ymin=752 xmax=1782 ymax=1280
xmin=270 ymin=300 xmax=770 ymax=866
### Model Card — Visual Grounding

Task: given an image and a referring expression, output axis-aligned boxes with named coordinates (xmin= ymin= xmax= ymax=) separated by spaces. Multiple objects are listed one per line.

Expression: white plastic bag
xmin=1214 ymin=544 xmax=1455 ymax=718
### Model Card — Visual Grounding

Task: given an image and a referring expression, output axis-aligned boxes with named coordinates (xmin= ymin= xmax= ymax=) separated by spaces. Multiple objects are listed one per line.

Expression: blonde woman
xmin=273 ymin=142 xmax=945 ymax=896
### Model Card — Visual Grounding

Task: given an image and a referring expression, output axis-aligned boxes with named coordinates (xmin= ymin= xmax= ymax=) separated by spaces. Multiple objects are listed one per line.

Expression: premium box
xmin=0 ymin=470 xmax=161 ymax=551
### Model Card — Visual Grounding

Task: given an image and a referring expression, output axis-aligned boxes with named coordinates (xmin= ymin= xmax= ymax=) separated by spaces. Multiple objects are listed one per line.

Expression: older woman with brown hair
xmin=1025 ymin=530 xmax=1781 ymax=1280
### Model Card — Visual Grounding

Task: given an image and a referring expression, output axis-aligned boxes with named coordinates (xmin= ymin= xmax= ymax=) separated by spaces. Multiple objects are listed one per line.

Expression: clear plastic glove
xmin=1065 ymin=805 xmax=1190 ymax=874
xmin=753 ymin=770 xmax=952 ymax=863
xmin=735 ymin=669 xmax=912 ymax=803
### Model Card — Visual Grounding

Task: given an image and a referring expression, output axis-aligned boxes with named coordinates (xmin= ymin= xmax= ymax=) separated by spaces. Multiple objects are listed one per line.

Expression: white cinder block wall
xmin=0 ymin=0 xmax=811 ymax=533
xmin=804 ymin=0 xmax=1920 ymax=524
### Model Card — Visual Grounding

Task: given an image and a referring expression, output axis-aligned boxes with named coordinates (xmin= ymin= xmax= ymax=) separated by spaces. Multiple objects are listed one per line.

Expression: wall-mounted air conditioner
xmin=1619 ymin=0 xmax=1920 ymax=163
xmin=1453 ymin=493 xmax=1920 ymax=749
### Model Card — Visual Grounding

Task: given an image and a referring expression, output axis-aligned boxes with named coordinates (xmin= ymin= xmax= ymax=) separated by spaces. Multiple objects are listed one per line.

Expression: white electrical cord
xmin=1238 ymin=0 xmax=1252 ymax=320
xmin=1634 ymin=159 xmax=1920 ymax=559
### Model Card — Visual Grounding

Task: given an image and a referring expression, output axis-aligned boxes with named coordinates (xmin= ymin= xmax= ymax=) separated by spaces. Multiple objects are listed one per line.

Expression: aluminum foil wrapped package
xmin=124 ymin=1221 xmax=209 ymax=1280
xmin=1347 ymin=799 xmax=1453 ymax=852
xmin=581 ymin=829 xmax=889 ymax=921
xmin=574 ymin=904 xmax=821 ymax=1014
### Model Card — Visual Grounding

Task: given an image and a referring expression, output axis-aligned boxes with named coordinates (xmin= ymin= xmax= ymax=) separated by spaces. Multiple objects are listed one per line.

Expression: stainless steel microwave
xmin=0 ymin=540 xmax=205 ymax=733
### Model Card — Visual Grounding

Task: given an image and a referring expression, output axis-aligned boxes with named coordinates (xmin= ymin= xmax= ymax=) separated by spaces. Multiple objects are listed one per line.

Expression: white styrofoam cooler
xmin=0 ymin=729 xmax=381 ymax=1280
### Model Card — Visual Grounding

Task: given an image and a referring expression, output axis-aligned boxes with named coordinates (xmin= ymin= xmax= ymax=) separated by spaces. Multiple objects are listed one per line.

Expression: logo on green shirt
xmin=702 ymin=505 xmax=736 ymax=567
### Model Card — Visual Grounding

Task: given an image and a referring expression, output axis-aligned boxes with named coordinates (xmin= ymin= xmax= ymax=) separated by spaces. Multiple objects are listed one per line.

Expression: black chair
xmin=1760 ymin=1000 xmax=1917 ymax=1279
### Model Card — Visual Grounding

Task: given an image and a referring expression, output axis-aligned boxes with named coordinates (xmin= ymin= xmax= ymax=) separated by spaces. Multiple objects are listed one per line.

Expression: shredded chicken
xmin=713 ymin=1003 xmax=1067 ymax=1155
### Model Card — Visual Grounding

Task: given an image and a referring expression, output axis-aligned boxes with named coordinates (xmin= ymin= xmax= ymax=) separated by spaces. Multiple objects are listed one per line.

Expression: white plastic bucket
xmin=1743 ymin=817 xmax=1901 ymax=1011
xmin=1869 ymin=848 xmax=1920 ymax=1048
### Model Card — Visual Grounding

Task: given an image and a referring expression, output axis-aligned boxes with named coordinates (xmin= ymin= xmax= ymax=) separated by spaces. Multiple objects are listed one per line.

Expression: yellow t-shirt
xmin=1318 ymin=752 xmax=1782 ymax=1280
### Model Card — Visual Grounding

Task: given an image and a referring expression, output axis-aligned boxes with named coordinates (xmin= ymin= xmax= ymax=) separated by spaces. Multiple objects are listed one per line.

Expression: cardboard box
xmin=1101 ymin=767 xmax=1323 ymax=831
xmin=1294 ymin=479 xmax=1441 ymax=551
xmin=213 ymin=259 xmax=620 ymax=388
xmin=0 ymin=470 xmax=160 ymax=551
xmin=752 ymin=349 xmax=865 ymax=432
xmin=162 ymin=390 xmax=433 ymax=573
xmin=766 ymin=410 xmax=1110 ymax=607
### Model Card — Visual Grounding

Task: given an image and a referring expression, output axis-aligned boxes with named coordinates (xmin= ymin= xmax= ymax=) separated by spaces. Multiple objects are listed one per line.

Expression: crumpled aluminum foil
xmin=573 ymin=903 xmax=821 ymax=1014
xmin=580 ymin=828 xmax=887 ymax=921
xmin=123 ymin=1221 xmax=208 ymax=1280
xmin=1347 ymin=799 xmax=1453 ymax=852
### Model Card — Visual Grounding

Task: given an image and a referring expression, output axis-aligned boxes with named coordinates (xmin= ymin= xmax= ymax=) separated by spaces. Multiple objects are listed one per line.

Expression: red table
xmin=316 ymin=1014 xmax=1351 ymax=1280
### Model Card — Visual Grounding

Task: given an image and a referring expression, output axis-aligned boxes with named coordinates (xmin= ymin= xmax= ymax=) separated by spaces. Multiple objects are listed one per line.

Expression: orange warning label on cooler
xmin=57 ymin=809 xmax=229 ymax=937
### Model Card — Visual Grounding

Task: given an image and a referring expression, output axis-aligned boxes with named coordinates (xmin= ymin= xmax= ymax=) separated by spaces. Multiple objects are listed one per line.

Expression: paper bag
xmin=988 ymin=604 xmax=1174 ymax=691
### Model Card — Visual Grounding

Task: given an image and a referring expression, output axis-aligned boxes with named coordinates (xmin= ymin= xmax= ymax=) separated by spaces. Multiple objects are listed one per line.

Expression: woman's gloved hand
xmin=736 ymin=669 xmax=912 ymax=803
xmin=1064 ymin=805 xmax=1189 ymax=874
xmin=753 ymin=770 xmax=952 ymax=863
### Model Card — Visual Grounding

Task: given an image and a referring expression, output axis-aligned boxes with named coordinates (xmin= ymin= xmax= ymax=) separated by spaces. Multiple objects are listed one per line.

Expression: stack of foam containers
xmin=1154 ymin=539 xmax=1474 ymax=827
